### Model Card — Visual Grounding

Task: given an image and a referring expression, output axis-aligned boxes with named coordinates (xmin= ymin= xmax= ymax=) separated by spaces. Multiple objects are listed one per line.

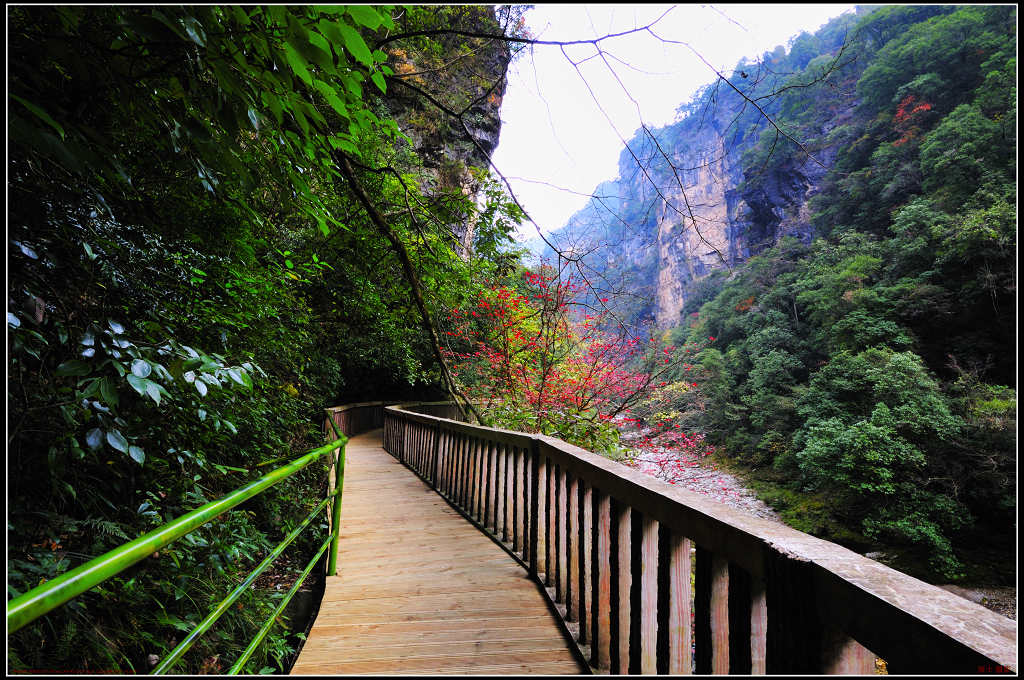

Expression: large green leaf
xmin=126 ymin=373 xmax=152 ymax=396
xmin=10 ymin=94 xmax=65 ymax=140
xmin=227 ymin=367 xmax=254 ymax=389
xmin=106 ymin=429 xmax=129 ymax=453
xmin=313 ymin=80 xmax=349 ymax=118
xmin=297 ymin=33 xmax=334 ymax=71
xmin=86 ymin=428 xmax=103 ymax=450
xmin=99 ymin=377 xmax=119 ymax=407
xmin=283 ymin=43 xmax=312 ymax=86
xmin=308 ymin=29 xmax=334 ymax=59
xmin=56 ymin=360 xmax=92 ymax=376
xmin=181 ymin=15 xmax=206 ymax=47
xmin=131 ymin=359 xmax=152 ymax=378
xmin=145 ymin=382 xmax=163 ymax=406
xmin=338 ymin=22 xmax=373 ymax=66
xmin=128 ymin=445 xmax=146 ymax=465
xmin=346 ymin=5 xmax=384 ymax=30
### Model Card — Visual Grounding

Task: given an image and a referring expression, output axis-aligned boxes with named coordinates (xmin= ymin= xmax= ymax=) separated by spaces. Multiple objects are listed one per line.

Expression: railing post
xmin=483 ymin=440 xmax=493 ymax=528
xmin=821 ymin=628 xmax=877 ymax=674
xmin=462 ymin=434 xmax=471 ymax=509
xmin=665 ymin=530 xmax=692 ymax=674
xmin=402 ymin=418 xmax=409 ymax=462
xmin=536 ymin=452 xmax=546 ymax=576
xmin=579 ymin=482 xmax=593 ymax=647
xmin=613 ymin=500 xmax=631 ymax=674
xmin=431 ymin=424 xmax=442 ymax=489
xmin=751 ymin=575 xmax=767 ymax=674
xmin=544 ymin=462 xmax=552 ymax=589
xmin=513 ymin=446 xmax=522 ymax=554
xmin=470 ymin=436 xmax=480 ymax=518
xmin=498 ymin=443 xmax=508 ymax=541
xmin=556 ymin=466 xmax=565 ymax=602
xmin=710 ymin=555 xmax=730 ymax=673
xmin=592 ymin=490 xmax=612 ymax=670
xmin=639 ymin=515 xmax=658 ymax=674
xmin=566 ymin=472 xmax=579 ymax=622
xmin=528 ymin=439 xmax=540 ymax=578
xmin=326 ymin=441 xmax=345 ymax=576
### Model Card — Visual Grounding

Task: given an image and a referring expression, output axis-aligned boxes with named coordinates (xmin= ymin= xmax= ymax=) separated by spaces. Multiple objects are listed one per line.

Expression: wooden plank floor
xmin=292 ymin=429 xmax=586 ymax=675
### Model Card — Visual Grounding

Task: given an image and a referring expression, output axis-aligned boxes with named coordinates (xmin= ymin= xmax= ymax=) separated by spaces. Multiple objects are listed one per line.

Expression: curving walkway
xmin=291 ymin=429 xmax=585 ymax=675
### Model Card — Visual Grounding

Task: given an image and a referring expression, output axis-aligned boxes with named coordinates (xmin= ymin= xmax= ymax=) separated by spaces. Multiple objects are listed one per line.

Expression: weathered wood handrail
xmin=380 ymin=403 xmax=1017 ymax=675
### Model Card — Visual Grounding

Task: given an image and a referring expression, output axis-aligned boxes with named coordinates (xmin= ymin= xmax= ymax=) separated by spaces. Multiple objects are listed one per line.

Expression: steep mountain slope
xmin=546 ymin=6 xmax=935 ymax=326
xmin=549 ymin=5 xmax=1017 ymax=580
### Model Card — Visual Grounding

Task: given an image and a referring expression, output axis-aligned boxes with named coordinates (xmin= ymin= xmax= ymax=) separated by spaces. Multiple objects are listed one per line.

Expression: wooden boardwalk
xmin=291 ymin=429 xmax=586 ymax=675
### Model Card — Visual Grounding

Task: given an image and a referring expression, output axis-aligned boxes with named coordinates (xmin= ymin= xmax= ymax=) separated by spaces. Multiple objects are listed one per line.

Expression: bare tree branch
xmin=376 ymin=7 xmax=677 ymax=50
xmin=338 ymin=153 xmax=483 ymax=423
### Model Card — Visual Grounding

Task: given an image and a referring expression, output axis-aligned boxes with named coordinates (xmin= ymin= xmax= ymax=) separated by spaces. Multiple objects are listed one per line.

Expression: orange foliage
xmin=734 ymin=296 xmax=755 ymax=312
xmin=892 ymin=95 xmax=932 ymax=146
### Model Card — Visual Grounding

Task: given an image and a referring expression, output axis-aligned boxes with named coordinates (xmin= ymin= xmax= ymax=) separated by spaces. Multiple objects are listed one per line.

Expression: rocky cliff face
xmin=549 ymin=108 xmax=847 ymax=328
xmin=649 ymin=127 xmax=741 ymax=328
xmin=562 ymin=126 xmax=843 ymax=330
xmin=545 ymin=11 xmax=863 ymax=329
xmin=648 ymin=118 xmax=848 ymax=326
xmin=382 ymin=6 xmax=511 ymax=256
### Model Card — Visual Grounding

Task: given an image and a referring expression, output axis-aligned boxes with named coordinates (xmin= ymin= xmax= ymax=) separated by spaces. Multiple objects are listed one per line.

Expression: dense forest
xmin=6 ymin=3 xmax=1017 ymax=674
xmin=8 ymin=5 xmax=525 ymax=672
xmin=678 ymin=5 xmax=1015 ymax=582
xmin=547 ymin=5 xmax=1016 ymax=582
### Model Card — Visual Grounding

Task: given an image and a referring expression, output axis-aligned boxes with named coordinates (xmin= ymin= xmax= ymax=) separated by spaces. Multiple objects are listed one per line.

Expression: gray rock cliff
xmin=544 ymin=16 xmax=861 ymax=329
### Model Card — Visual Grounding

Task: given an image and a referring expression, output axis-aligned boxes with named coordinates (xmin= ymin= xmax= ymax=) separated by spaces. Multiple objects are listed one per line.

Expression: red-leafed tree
xmin=892 ymin=94 xmax=934 ymax=146
xmin=441 ymin=264 xmax=684 ymax=453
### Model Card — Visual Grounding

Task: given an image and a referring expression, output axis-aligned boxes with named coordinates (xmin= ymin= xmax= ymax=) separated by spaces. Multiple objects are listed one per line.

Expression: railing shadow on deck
xmin=325 ymin=401 xmax=1017 ymax=676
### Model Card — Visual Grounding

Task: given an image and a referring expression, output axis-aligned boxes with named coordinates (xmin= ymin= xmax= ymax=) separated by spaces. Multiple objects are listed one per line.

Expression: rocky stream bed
xmin=621 ymin=432 xmax=1016 ymax=623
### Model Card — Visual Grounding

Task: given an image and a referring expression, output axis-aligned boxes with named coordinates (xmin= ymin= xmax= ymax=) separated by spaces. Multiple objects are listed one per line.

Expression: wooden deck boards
xmin=291 ymin=429 xmax=585 ymax=675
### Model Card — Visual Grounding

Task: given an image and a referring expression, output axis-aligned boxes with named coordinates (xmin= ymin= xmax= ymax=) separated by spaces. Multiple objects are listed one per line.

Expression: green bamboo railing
xmin=6 ymin=428 xmax=348 ymax=674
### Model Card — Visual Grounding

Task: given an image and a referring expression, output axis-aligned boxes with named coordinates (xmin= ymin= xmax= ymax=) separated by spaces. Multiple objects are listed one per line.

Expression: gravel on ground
xmin=621 ymin=433 xmax=782 ymax=523
xmin=621 ymin=431 xmax=1016 ymax=623
xmin=939 ymin=585 xmax=1016 ymax=621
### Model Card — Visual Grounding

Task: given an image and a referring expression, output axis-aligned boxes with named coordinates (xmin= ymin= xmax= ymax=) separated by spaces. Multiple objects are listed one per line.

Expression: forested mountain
xmin=7 ymin=5 xmax=522 ymax=672
xmin=548 ymin=5 xmax=1016 ymax=579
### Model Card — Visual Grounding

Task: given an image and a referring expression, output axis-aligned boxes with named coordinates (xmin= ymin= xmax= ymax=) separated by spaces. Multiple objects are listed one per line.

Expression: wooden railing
xmin=381 ymin=403 xmax=1017 ymax=675
xmin=324 ymin=400 xmax=390 ymax=436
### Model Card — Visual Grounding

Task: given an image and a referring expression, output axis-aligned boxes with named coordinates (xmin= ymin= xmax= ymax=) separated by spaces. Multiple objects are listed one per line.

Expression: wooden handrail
xmin=378 ymin=402 xmax=1017 ymax=675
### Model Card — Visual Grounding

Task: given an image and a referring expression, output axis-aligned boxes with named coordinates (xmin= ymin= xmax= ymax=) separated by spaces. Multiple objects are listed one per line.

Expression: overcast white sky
xmin=490 ymin=4 xmax=857 ymax=241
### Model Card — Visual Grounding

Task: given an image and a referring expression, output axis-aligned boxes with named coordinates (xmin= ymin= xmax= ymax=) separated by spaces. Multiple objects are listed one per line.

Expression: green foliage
xmin=486 ymin=400 xmax=626 ymax=459
xmin=920 ymin=104 xmax=1006 ymax=206
xmin=648 ymin=4 xmax=1017 ymax=581
xmin=856 ymin=6 xmax=1014 ymax=116
xmin=8 ymin=3 xmax=521 ymax=674
xmin=791 ymin=349 xmax=968 ymax=576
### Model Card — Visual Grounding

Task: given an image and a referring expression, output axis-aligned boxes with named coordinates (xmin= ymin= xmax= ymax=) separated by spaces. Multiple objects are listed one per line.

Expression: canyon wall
xmin=543 ymin=9 xmax=863 ymax=328
xmin=382 ymin=6 xmax=511 ymax=256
